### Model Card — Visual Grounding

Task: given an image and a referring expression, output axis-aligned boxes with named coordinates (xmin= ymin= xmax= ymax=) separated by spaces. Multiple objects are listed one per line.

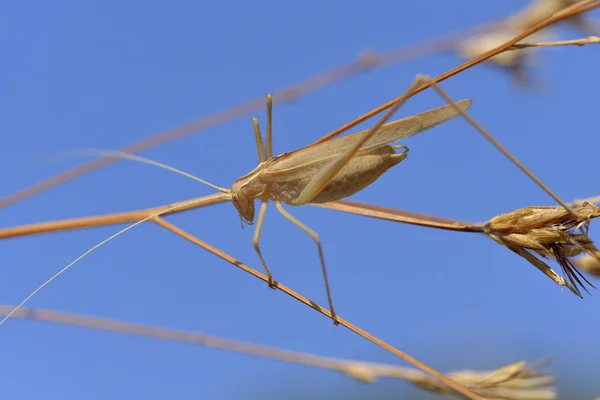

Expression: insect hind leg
xmin=274 ymin=201 xmax=339 ymax=325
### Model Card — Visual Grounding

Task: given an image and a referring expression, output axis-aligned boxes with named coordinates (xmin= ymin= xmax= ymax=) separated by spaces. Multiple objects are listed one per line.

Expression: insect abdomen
xmin=267 ymin=146 xmax=406 ymax=206
xmin=308 ymin=146 xmax=406 ymax=204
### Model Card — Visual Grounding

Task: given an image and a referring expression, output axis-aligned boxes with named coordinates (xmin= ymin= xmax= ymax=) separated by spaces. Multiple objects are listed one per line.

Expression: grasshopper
xmin=232 ymin=93 xmax=472 ymax=324
xmin=0 ymin=85 xmax=472 ymax=327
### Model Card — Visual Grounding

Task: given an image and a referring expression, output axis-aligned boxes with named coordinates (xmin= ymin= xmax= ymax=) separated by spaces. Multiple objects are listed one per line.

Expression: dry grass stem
xmin=149 ymin=216 xmax=483 ymax=400
xmin=455 ymin=29 xmax=550 ymax=88
xmin=454 ymin=0 xmax=599 ymax=84
xmin=1 ymin=0 xmax=596 ymax=210
xmin=3 ymin=189 xmax=598 ymax=300
xmin=411 ymin=360 xmax=556 ymax=399
xmin=314 ymin=200 xmax=484 ymax=232
xmin=421 ymin=75 xmax=578 ymax=217
xmin=0 ymin=193 xmax=229 ymax=240
xmin=0 ymin=187 xmax=490 ymax=398
xmin=0 ymin=15 xmax=513 ymax=212
xmin=314 ymin=199 xmax=600 ymax=296
xmin=507 ymin=0 xmax=599 ymax=35
xmin=509 ymin=35 xmax=600 ymax=48
xmin=0 ymin=305 xmax=555 ymax=399
xmin=3 ymin=3 xmax=599 ymax=397
xmin=314 ymin=0 xmax=599 ymax=145
xmin=1 ymin=197 xmax=596 ymax=398
xmin=0 ymin=195 xmax=483 ymax=241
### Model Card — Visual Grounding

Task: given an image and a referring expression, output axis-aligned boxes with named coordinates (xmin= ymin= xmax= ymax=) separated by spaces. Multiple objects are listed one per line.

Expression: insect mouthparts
xmin=239 ymin=216 xmax=255 ymax=230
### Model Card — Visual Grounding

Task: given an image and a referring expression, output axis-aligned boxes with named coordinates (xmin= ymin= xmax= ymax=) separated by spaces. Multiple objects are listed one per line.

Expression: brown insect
xmin=0 ymin=92 xmax=472 ymax=327
xmin=229 ymin=94 xmax=472 ymax=323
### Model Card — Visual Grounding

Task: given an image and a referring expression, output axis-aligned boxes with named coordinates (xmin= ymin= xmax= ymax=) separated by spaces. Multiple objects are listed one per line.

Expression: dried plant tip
xmin=456 ymin=29 xmax=552 ymax=89
xmin=343 ymin=364 xmax=378 ymax=383
xmin=475 ymin=361 xmax=527 ymax=388
xmin=507 ymin=0 xmax=599 ymax=36
xmin=486 ymin=203 xmax=600 ymax=297
xmin=456 ymin=0 xmax=599 ymax=88
xmin=487 ymin=204 xmax=599 ymax=234
xmin=410 ymin=360 xmax=556 ymax=400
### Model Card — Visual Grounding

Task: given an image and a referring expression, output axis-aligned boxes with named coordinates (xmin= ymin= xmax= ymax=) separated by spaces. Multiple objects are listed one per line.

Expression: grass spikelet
xmin=485 ymin=203 xmax=600 ymax=297
xmin=410 ymin=360 xmax=556 ymax=399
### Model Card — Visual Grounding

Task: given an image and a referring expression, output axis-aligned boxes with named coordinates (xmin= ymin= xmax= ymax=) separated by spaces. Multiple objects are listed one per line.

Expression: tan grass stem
xmin=1 ymin=1 xmax=596 ymax=210
xmin=423 ymin=76 xmax=577 ymax=217
xmin=0 ymin=304 xmax=556 ymax=399
xmin=508 ymin=35 xmax=600 ymax=49
xmin=0 ymin=195 xmax=481 ymax=241
xmin=314 ymin=0 xmax=600 ymax=145
xmin=0 ymin=18 xmax=509 ymax=211
xmin=150 ymin=216 xmax=483 ymax=399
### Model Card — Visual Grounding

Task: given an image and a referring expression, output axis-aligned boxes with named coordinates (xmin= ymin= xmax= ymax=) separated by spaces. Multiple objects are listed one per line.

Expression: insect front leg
xmin=252 ymin=200 xmax=276 ymax=289
xmin=274 ymin=201 xmax=339 ymax=325
xmin=252 ymin=118 xmax=266 ymax=163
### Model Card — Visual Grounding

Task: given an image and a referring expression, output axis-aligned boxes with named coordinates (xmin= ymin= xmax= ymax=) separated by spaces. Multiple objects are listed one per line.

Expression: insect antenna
xmin=0 ymin=149 xmax=236 ymax=327
xmin=52 ymin=149 xmax=230 ymax=193
xmin=0 ymin=196 xmax=216 ymax=327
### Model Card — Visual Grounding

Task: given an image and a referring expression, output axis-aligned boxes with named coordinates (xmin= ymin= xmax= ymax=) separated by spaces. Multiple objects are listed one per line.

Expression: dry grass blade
xmin=1 ymin=0 xmax=597 ymax=210
xmin=421 ymin=75 xmax=577 ymax=217
xmin=150 ymin=216 xmax=484 ymax=400
xmin=507 ymin=0 xmax=599 ymax=35
xmin=315 ymin=199 xmax=600 ymax=296
xmin=0 ymin=193 xmax=229 ymax=240
xmin=404 ymin=74 xmax=600 ymax=296
xmin=455 ymin=0 xmax=599 ymax=85
xmin=0 ymin=195 xmax=483 ymax=241
xmin=1 ymin=2 xmax=598 ymax=398
xmin=410 ymin=360 xmax=556 ymax=399
xmin=314 ymin=200 xmax=484 ymax=232
xmin=0 ymin=305 xmax=555 ymax=399
xmin=2 ymin=194 xmax=598 ymax=399
xmin=314 ymin=0 xmax=600 ymax=145
xmin=0 ymin=195 xmax=486 ymax=398
xmin=0 ymin=16 xmax=510 ymax=211
xmin=4 ymin=189 xmax=597 ymax=301
xmin=509 ymin=35 xmax=600 ymax=48
xmin=455 ymin=29 xmax=551 ymax=88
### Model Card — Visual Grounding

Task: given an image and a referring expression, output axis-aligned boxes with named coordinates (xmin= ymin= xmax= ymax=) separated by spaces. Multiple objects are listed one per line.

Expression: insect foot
xmin=331 ymin=315 xmax=340 ymax=326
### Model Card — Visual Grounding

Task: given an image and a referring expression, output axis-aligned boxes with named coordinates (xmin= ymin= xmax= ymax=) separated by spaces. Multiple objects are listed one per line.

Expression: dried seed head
xmin=487 ymin=203 xmax=599 ymax=233
xmin=486 ymin=203 xmax=600 ymax=297
xmin=410 ymin=360 xmax=556 ymax=400
xmin=456 ymin=29 xmax=552 ymax=89
xmin=457 ymin=0 xmax=598 ymax=89
xmin=507 ymin=0 xmax=599 ymax=36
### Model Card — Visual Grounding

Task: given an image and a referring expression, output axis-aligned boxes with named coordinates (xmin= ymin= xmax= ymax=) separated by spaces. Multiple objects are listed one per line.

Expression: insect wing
xmin=265 ymin=99 xmax=472 ymax=176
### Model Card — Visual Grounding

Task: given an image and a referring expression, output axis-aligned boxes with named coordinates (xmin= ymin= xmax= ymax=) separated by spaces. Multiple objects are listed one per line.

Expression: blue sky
xmin=1 ymin=1 xmax=599 ymax=399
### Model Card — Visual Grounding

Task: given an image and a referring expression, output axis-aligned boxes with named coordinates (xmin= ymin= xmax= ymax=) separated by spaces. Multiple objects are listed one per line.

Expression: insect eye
xmin=232 ymin=194 xmax=238 ymax=202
